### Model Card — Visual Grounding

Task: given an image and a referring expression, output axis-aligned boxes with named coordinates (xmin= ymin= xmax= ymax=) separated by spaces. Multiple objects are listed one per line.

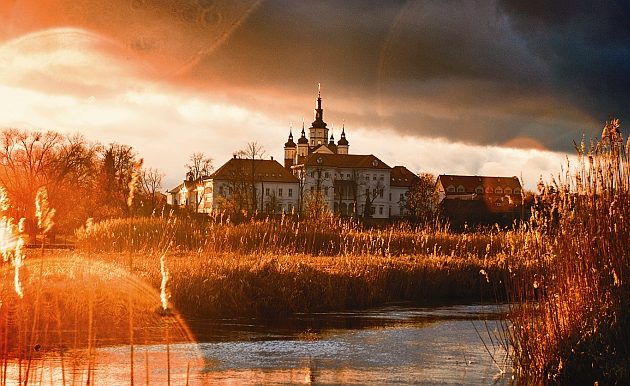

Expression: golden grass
xmin=88 ymin=250 xmax=515 ymax=320
xmin=75 ymin=215 xmax=511 ymax=259
xmin=506 ymin=129 xmax=630 ymax=384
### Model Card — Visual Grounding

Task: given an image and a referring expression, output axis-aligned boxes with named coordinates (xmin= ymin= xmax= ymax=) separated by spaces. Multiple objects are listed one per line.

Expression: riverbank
xmin=89 ymin=251 xmax=514 ymax=319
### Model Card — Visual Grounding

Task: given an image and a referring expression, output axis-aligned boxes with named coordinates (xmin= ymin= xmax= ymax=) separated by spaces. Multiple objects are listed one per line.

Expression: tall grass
xmin=507 ymin=125 xmax=630 ymax=384
xmin=75 ymin=215 xmax=512 ymax=259
xmin=89 ymin=251 xmax=515 ymax=319
xmin=73 ymin=216 xmax=530 ymax=319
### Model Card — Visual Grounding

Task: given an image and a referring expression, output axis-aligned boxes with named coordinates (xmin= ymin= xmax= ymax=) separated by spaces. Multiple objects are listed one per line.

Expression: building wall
xmin=390 ymin=186 xmax=411 ymax=217
xmin=302 ymin=166 xmax=391 ymax=218
xmin=200 ymin=179 xmax=299 ymax=214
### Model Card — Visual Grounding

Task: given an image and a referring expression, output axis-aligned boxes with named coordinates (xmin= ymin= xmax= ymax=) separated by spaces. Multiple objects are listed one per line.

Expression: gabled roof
xmin=299 ymin=153 xmax=391 ymax=170
xmin=312 ymin=144 xmax=335 ymax=154
xmin=167 ymin=179 xmax=199 ymax=194
xmin=390 ymin=166 xmax=420 ymax=187
xmin=437 ymin=174 xmax=522 ymax=193
xmin=210 ymin=158 xmax=299 ymax=183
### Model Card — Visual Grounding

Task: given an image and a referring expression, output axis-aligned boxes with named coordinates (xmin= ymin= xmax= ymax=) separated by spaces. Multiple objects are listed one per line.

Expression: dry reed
xmin=507 ymin=120 xmax=630 ymax=384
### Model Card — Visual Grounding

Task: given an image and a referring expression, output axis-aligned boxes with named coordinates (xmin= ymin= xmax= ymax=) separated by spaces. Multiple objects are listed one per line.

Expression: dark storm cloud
xmin=192 ymin=0 xmax=625 ymax=151
xmin=497 ymin=0 xmax=630 ymax=135
xmin=3 ymin=0 xmax=625 ymax=152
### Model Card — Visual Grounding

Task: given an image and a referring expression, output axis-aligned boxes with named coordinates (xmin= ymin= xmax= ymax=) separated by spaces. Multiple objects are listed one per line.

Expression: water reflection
xmin=1 ymin=256 xmax=511 ymax=385
xmin=195 ymin=304 xmax=512 ymax=385
xmin=0 ymin=256 xmax=203 ymax=385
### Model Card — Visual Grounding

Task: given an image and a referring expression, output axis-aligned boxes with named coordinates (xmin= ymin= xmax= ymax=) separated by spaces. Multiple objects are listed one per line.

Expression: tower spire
xmin=314 ymin=84 xmax=324 ymax=124
xmin=329 ymin=124 xmax=335 ymax=144
xmin=337 ymin=119 xmax=349 ymax=153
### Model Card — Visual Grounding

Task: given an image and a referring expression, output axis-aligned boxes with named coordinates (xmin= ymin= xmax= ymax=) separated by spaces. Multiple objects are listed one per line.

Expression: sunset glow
xmin=1 ymin=2 xmax=629 ymax=384
xmin=2 ymin=1 xmax=622 ymax=189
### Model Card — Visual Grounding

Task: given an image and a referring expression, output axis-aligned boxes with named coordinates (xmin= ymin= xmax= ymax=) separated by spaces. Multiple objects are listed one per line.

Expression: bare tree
xmin=361 ymin=179 xmax=385 ymax=218
xmin=304 ymin=165 xmax=332 ymax=218
xmin=0 ymin=129 xmax=102 ymax=235
xmin=185 ymin=152 xmax=213 ymax=181
xmin=140 ymin=167 xmax=165 ymax=213
xmin=237 ymin=142 xmax=266 ymax=212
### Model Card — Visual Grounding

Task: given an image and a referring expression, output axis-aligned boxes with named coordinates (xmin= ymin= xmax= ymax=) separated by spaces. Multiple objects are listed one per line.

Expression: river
xmin=3 ymin=303 xmax=513 ymax=385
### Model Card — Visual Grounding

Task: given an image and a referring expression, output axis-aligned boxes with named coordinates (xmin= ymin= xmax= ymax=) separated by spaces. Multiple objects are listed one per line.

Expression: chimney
xmin=270 ymin=156 xmax=274 ymax=161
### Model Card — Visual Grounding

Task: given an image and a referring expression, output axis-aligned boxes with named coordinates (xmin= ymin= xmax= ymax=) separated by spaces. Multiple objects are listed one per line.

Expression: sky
xmin=1 ymin=0 xmax=629 ymax=190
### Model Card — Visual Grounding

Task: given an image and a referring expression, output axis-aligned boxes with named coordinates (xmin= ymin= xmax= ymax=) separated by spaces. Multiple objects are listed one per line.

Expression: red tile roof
xmin=210 ymin=158 xmax=299 ymax=183
xmin=437 ymin=175 xmax=522 ymax=194
xmin=390 ymin=166 xmax=420 ymax=187
xmin=299 ymin=153 xmax=391 ymax=170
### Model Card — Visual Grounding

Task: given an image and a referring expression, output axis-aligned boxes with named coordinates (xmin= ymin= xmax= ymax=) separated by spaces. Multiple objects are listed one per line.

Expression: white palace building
xmin=167 ymin=88 xmax=419 ymax=219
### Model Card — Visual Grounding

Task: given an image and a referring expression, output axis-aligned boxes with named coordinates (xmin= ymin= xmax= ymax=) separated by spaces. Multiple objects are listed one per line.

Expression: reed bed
xmin=75 ymin=216 xmax=512 ymax=259
xmin=74 ymin=216 xmax=527 ymax=319
xmin=88 ymin=251 xmax=515 ymax=320
xmin=506 ymin=128 xmax=630 ymax=384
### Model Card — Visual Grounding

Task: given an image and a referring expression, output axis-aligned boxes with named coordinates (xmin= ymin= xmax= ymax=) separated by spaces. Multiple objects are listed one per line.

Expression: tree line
xmin=0 ymin=128 xmax=165 ymax=238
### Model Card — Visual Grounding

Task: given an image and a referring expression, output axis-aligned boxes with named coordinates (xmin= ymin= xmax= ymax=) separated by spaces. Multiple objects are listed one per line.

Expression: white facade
xmin=389 ymin=186 xmax=410 ymax=217
xmin=300 ymin=166 xmax=392 ymax=219
xmin=295 ymin=154 xmax=393 ymax=219
xmin=197 ymin=179 xmax=299 ymax=214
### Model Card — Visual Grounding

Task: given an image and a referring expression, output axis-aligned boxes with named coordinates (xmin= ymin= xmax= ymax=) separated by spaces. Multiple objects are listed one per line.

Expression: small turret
xmin=284 ymin=129 xmax=296 ymax=148
xmin=297 ymin=121 xmax=309 ymax=158
xmin=284 ymin=126 xmax=297 ymax=169
xmin=337 ymin=123 xmax=349 ymax=154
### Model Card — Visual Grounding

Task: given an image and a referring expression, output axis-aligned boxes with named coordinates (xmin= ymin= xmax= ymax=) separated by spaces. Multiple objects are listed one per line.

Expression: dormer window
xmin=495 ymin=187 xmax=503 ymax=194
xmin=514 ymin=188 xmax=521 ymax=194
xmin=475 ymin=186 xmax=483 ymax=194
xmin=486 ymin=187 xmax=493 ymax=194
xmin=457 ymin=185 xmax=465 ymax=193
xmin=505 ymin=187 xmax=512 ymax=194
xmin=447 ymin=185 xmax=456 ymax=193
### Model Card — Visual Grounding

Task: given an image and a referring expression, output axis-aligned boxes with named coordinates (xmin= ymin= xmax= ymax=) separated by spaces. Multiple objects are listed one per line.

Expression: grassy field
xmin=89 ymin=250 xmax=512 ymax=319
xmin=71 ymin=214 xmax=533 ymax=317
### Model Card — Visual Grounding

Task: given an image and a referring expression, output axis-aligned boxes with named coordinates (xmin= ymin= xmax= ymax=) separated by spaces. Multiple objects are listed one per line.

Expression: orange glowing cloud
xmin=0 ymin=0 xmax=261 ymax=78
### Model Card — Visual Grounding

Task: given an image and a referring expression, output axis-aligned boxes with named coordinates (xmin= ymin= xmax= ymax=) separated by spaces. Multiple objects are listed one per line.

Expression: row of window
xmin=446 ymin=185 xmax=521 ymax=195
xmin=356 ymin=204 xmax=385 ymax=215
xmin=217 ymin=186 xmax=294 ymax=198
xmin=266 ymin=187 xmax=293 ymax=197
xmin=308 ymin=171 xmax=386 ymax=181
